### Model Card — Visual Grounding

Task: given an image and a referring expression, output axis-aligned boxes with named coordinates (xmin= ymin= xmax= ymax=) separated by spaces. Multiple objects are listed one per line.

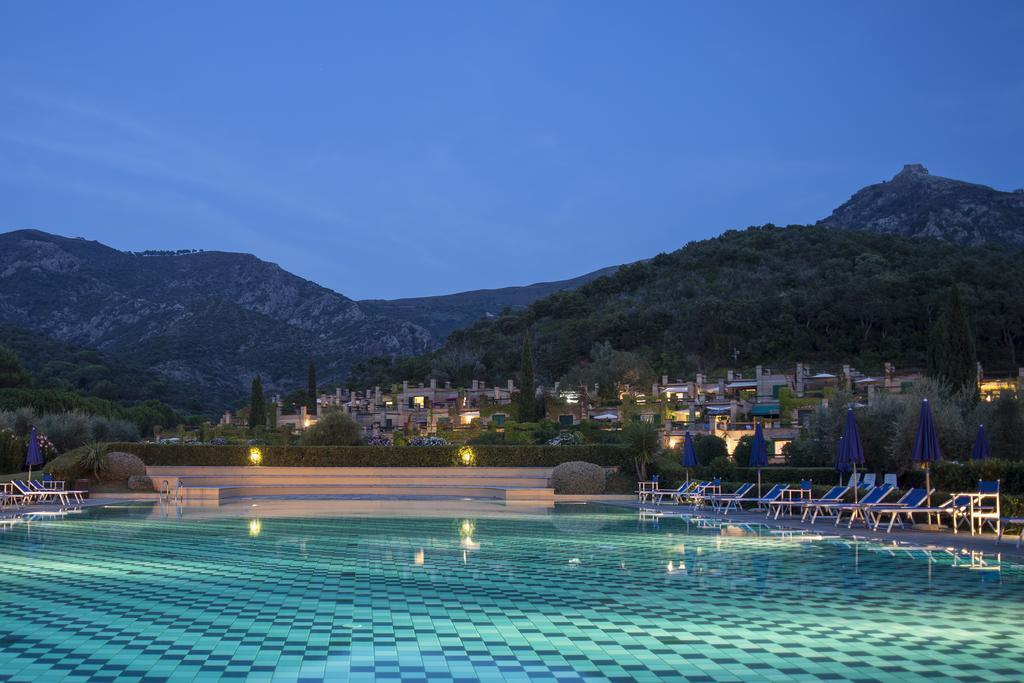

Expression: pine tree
xmin=517 ymin=334 xmax=536 ymax=423
xmin=249 ymin=374 xmax=266 ymax=430
xmin=926 ymin=285 xmax=977 ymax=395
xmin=307 ymin=361 xmax=318 ymax=414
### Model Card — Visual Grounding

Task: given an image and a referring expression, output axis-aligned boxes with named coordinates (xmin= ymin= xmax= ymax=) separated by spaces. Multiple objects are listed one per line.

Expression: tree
xmin=249 ymin=375 xmax=266 ymax=430
xmin=517 ymin=333 xmax=537 ymax=423
xmin=927 ymin=285 xmax=977 ymax=396
xmin=0 ymin=345 xmax=30 ymax=389
xmin=693 ymin=434 xmax=728 ymax=466
xmin=300 ymin=410 xmax=363 ymax=446
xmin=623 ymin=419 xmax=660 ymax=480
xmin=307 ymin=361 xmax=318 ymax=413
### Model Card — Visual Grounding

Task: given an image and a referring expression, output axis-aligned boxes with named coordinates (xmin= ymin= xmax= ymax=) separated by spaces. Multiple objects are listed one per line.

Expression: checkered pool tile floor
xmin=1 ymin=503 xmax=1022 ymax=681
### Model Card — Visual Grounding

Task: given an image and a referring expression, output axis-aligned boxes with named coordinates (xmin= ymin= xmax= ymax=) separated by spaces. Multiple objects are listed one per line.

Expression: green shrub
xmin=105 ymin=443 xmax=627 ymax=468
xmin=299 ymin=412 xmax=363 ymax=446
xmin=693 ymin=434 xmax=728 ymax=466
xmin=706 ymin=456 xmax=737 ymax=482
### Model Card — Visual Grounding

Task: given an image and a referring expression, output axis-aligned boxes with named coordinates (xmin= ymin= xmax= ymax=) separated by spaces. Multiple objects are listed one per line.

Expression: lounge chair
xmin=768 ymin=485 xmax=849 ymax=521
xmin=865 ymin=488 xmax=934 ymax=532
xmin=709 ymin=483 xmax=754 ymax=514
xmin=649 ymin=481 xmax=699 ymax=504
xmin=844 ymin=472 xmax=861 ymax=489
xmin=764 ymin=479 xmax=813 ymax=518
xmin=968 ymin=480 xmax=1001 ymax=535
xmin=744 ymin=483 xmax=788 ymax=511
xmin=683 ymin=479 xmax=722 ymax=507
xmin=810 ymin=483 xmax=895 ymax=526
xmin=997 ymin=518 xmax=1024 ymax=548
xmin=883 ymin=473 xmax=898 ymax=488
xmin=861 ymin=473 xmax=877 ymax=489
xmin=11 ymin=480 xmax=57 ymax=505
xmin=29 ymin=479 xmax=85 ymax=504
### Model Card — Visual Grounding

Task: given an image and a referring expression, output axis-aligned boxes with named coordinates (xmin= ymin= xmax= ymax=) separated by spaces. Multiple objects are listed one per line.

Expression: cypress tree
xmin=926 ymin=285 xmax=977 ymax=395
xmin=307 ymin=361 xmax=318 ymax=414
xmin=0 ymin=345 xmax=30 ymax=388
xmin=249 ymin=374 xmax=266 ymax=430
xmin=517 ymin=334 xmax=536 ymax=423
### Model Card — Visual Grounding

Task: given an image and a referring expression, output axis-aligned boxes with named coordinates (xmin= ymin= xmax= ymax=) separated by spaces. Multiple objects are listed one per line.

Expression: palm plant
xmin=77 ymin=442 xmax=109 ymax=481
xmin=623 ymin=420 xmax=660 ymax=481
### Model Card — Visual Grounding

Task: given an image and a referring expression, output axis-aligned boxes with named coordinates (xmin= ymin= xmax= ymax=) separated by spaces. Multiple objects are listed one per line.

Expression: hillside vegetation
xmin=351 ymin=225 xmax=1024 ymax=387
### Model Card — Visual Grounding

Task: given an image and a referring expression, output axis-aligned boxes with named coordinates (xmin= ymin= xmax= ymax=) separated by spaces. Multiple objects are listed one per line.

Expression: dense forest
xmin=349 ymin=225 xmax=1024 ymax=389
xmin=0 ymin=325 xmax=200 ymax=410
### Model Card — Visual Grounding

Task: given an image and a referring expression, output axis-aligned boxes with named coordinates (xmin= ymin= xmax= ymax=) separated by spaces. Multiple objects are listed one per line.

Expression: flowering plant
xmin=546 ymin=431 xmax=583 ymax=446
xmin=409 ymin=436 xmax=449 ymax=447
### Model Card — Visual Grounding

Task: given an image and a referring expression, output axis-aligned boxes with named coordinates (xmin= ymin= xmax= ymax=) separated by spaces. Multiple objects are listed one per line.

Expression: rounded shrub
xmin=103 ymin=451 xmax=147 ymax=483
xmin=550 ymin=461 xmax=606 ymax=495
xmin=127 ymin=474 xmax=154 ymax=491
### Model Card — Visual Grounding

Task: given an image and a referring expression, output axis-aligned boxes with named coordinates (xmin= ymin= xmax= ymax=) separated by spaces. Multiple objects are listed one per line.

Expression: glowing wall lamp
xmin=458 ymin=445 xmax=476 ymax=466
xmin=249 ymin=447 xmax=263 ymax=465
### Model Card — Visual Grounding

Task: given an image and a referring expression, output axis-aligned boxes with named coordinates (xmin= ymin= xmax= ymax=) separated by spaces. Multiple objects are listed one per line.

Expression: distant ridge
xmin=359 ymin=266 xmax=621 ymax=341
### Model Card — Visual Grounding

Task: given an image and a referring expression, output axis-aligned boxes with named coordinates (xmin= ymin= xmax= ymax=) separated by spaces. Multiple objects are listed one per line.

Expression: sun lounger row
xmin=642 ymin=476 xmax=1002 ymax=535
xmin=1 ymin=479 xmax=85 ymax=507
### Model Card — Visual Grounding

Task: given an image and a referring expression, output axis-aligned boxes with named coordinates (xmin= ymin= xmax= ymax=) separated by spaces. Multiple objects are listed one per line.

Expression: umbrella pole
xmin=925 ymin=464 xmax=932 ymax=525
xmin=852 ymin=463 xmax=858 ymax=505
xmin=757 ymin=469 xmax=762 ymax=499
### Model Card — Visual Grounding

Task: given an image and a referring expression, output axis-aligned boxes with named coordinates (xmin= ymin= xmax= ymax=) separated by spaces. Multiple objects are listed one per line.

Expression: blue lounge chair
xmin=768 ymin=485 xmax=849 ymax=520
xmin=11 ymin=480 xmax=56 ymax=505
xmin=744 ymin=483 xmax=788 ymax=511
xmin=29 ymin=479 xmax=85 ymax=505
xmin=650 ymin=481 xmax=700 ymax=505
xmin=709 ymin=483 xmax=754 ymax=514
xmin=968 ymin=480 xmax=1001 ymax=535
xmin=810 ymin=483 xmax=895 ymax=526
xmin=866 ymin=488 xmax=933 ymax=532
xmin=684 ymin=479 xmax=722 ymax=507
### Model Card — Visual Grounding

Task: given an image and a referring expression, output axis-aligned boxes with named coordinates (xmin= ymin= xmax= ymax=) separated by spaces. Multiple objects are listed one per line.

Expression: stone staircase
xmin=147 ymin=466 xmax=555 ymax=506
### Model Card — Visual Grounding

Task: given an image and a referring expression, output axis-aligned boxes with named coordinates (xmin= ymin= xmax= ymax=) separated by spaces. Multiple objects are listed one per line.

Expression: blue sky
xmin=1 ymin=2 xmax=1022 ymax=299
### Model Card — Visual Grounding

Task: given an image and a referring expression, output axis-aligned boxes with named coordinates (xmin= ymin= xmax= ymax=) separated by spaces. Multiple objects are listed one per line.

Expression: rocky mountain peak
xmin=893 ymin=163 xmax=929 ymax=180
xmin=819 ymin=165 xmax=1024 ymax=247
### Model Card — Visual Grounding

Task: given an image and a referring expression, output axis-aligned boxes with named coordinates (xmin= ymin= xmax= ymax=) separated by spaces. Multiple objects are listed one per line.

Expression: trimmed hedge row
xmin=106 ymin=443 xmax=628 ymax=468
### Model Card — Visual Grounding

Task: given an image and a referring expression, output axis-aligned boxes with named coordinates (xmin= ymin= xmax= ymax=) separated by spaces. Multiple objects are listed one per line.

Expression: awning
xmin=590 ymin=412 xmax=618 ymax=421
xmin=751 ymin=404 xmax=780 ymax=416
xmin=705 ymin=406 xmax=731 ymax=414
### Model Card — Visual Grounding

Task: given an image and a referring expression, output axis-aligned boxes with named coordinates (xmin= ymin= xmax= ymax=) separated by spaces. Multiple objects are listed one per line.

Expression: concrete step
xmin=178 ymin=483 xmax=554 ymax=505
xmin=173 ymin=474 xmax=550 ymax=487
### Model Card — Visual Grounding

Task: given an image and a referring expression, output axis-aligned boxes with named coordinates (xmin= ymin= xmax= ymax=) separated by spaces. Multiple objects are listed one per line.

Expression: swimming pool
xmin=1 ymin=501 xmax=1022 ymax=682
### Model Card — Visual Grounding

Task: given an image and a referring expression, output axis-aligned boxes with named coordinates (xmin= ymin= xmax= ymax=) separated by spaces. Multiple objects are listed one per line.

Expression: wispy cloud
xmin=0 ymin=88 xmax=359 ymax=229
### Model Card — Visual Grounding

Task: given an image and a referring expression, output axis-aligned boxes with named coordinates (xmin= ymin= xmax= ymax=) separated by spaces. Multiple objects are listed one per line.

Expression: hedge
xmin=106 ymin=443 xmax=628 ymax=468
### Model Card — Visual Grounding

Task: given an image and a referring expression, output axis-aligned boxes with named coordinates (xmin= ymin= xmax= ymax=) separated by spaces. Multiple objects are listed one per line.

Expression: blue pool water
xmin=1 ymin=501 xmax=1023 ymax=682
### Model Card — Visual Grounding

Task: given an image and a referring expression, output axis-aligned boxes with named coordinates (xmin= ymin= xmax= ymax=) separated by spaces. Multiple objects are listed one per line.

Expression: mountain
xmin=361 ymin=225 xmax=1024 ymax=388
xmin=359 ymin=266 xmax=620 ymax=341
xmin=0 ymin=229 xmax=612 ymax=412
xmin=819 ymin=164 xmax=1024 ymax=246
xmin=0 ymin=229 xmax=436 ymax=410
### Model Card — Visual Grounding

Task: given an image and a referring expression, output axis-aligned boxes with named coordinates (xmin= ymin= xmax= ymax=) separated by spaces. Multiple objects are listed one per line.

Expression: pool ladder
xmin=159 ymin=480 xmax=185 ymax=515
